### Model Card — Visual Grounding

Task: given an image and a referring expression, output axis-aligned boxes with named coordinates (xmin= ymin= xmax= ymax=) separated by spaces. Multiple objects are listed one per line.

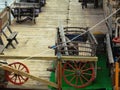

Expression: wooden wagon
xmin=52 ymin=25 xmax=98 ymax=88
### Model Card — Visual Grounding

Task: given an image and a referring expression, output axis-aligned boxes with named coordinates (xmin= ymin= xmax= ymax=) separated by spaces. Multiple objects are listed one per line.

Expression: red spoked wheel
xmin=6 ymin=62 xmax=29 ymax=85
xmin=112 ymin=37 xmax=120 ymax=43
xmin=63 ymin=61 xmax=95 ymax=88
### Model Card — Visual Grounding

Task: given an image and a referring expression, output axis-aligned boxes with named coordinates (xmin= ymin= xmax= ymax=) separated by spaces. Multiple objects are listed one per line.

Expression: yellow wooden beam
xmin=0 ymin=64 xmax=58 ymax=88
xmin=0 ymin=55 xmax=57 ymax=60
xmin=115 ymin=62 xmax=119 ymax=90
xmin=61 ymin=56 xmax=98 ymax=61
xmin=0 ymin=55 xmax=98 ymax=61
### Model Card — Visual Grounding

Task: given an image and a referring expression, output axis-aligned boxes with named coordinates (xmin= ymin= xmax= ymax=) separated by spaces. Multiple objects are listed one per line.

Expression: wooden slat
xmin=58 ymin=24 xmax=69 ymax=55
xmin=0 ymin=8 xmax=8 ymax=17
xmin=0 ymin=55 xmax=98 ymax=61
xmin=61 ymin=56 xmax=98 ymax=61
xmin=0 ymin=64 xmax=58 ymax=88
xmin=12 ymin=2 xmax=40 ymax=9
xmin=7 ymin=32 xmax=18 ymax=40
xmin=0 ymin=7 xmax=9 ymax=30
xmin=0 ymin=45 xmax=5 ymax=54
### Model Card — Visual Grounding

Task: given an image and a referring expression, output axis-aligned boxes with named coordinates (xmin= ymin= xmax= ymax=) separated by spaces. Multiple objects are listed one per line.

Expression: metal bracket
xmin=57 ymin=52 xmax=62 ymax=61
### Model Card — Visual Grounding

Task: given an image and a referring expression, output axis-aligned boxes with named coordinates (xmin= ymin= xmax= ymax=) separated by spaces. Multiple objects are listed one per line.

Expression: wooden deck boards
xmin=1 ymin=0 xmax=107 ymax=89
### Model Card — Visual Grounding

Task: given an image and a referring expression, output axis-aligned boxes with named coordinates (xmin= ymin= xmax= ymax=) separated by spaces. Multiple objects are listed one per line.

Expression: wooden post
xmin=57 ymin=60 xmax=62 ymax=90
xmin=8 ymin=7 xmax=11 ymax=25
xmin=57 ymin=53 xmax=62 ymax=90
xmin=0 ymin=19 xmax=2 ymax=30
xmin=58 ymin=24 xmax=69 ymax=55
xmin=115 ymin=62 xmax=119 ymax=90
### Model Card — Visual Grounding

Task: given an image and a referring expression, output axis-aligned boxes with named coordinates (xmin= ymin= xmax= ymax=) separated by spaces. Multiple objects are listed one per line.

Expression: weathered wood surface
xmin=0 ymin=0 xmax=107 ymax=89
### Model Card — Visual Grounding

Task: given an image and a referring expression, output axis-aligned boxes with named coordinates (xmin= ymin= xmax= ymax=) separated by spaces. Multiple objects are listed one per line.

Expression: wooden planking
xmin=68 ymin=0 xmax=107 ymax=33
xmin=0 ymin=0 xmax=106 ymax=89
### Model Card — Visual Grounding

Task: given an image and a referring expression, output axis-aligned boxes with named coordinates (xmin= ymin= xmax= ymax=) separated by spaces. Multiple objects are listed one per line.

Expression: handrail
xmin=0 ymin=55 xmax=98 ymax=61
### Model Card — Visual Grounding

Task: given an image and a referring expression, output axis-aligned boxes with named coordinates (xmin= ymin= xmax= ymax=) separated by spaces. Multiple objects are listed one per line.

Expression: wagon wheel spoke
xmin=20 ymin=75 xmax=26 ymax=81
xmin=82 ymin=68 xmax=92 ymax=72
xmin=13 ymin=64 xmax=17 ymax=69
xmin=67 ymin=62 xmax=76 ymax=70
xmin=18 ymin=76 xmax=22 ymax=83
xmin=64 ymin=69 xmax=75 ymax=72
xmin=18 ymin=64 xmax=21 ymax=70
xmin=79 ymin=62 xmax=82 ymax=69
xmin=10 ymin=75 xmax=15 ymax=80
xmin=82 ymin=72 xmax=92 ymax=76
xmin=81 ymin=74 xmax=89 ymax=82
xmin=21 ymin=66 xmax=25 ymax=71
xmin=70 ymin=75 xmax=76 ymax=82
xmin=65 ymin=73 xmax=75 ymax=77
xmin=79 ymin=76 xmax=84 ymax=84
xmin=14 ymin=76 xmax=17 ymax=83
xmin=74 ymin=61 xmax=78 ymax=69
xmin=81 ymin=63 xmax=87 ymax=70
xmin=75 ymin=76 xmax=78 ymax=85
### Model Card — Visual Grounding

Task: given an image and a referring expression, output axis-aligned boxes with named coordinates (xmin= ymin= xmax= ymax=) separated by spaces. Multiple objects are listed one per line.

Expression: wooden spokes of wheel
xmin=63 ymin=61 xmax=95 ymax=88
xmin=6 ymin=62 xmax=29 ymax=85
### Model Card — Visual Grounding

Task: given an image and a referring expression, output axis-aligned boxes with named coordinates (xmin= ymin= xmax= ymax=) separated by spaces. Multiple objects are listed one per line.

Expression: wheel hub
xmin=75 ymin=70 xmax=81 ymax=76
